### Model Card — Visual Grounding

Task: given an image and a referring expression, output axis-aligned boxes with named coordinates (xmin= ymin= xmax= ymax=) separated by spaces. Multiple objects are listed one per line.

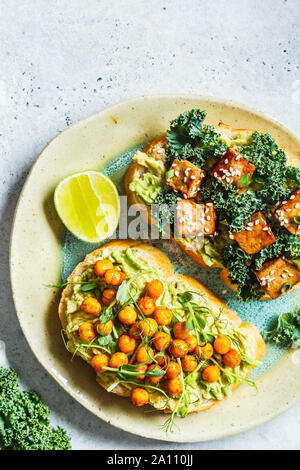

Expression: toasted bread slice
xmin=124 ymin=123 xmax=300 ymax=300
xmin=58 ymin=240 xmax=265 ymax=414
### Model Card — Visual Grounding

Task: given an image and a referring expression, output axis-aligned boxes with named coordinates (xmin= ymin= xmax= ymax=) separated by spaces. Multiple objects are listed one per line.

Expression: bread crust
xmin=59 ymin=240 xmax=265 ymax=414
xmin=124 ymin=124 xmax=300 ymax=300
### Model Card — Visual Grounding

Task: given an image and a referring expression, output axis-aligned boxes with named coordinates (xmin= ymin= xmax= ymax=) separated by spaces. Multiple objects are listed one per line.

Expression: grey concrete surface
xmin=0 ymin=0 xmax=299 ymax=450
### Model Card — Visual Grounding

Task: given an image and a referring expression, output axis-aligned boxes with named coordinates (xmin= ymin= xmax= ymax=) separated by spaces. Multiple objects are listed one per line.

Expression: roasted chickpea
xmin=223 ymin=349 xmax=241 ymax=368
xmin=153 ymin=332 xmax=172 ymax=351
xmin=138 ymin=296 xmax=156 ymax=316
xmin=169 ymin=339 xmax=188 ymax=358
xmin=181 ymin=355 xmax=198 ymax=372
xmin=165 ymin=377 xmax=183 ymax=396
xmin=137 ymin=318 xmax=158 ymax=337
xmin=185 ymin=335 xmax=197 ymax=352
xmin=128 ymin=322 xmax=141 ymax=339
xmin=94 ymin=259 xmax=113 ymax=277
xmin=131 ymin=388 xmax=149 ymax=406
xmin=165 ymin=361 xmax=181 ymax=379
xmin=118 ymin=334 xmax=136 ymax=354
xmin=213 ymin=334 xmax=231 ymax=355
xmin=147 ymin=364 xmax=163 ymax=384
xmin=96 ymin=320 xmax=113 ymax=336
xmin=78 ymin=322 xmax=96 ymax=342
xmin=195 ymin=342 xmax=214 ymax=360
xmin=134 ymin=363 xmax=147 ymax=380
xmin=109 ymin=352 xmax=128 ymax=369
xmin=136 ymin=345 xmax=154 ymax=364
xmin=202 ymin=365 xmax=220 ymax=383
xmin=146 ymin=279 xmax=164 ymax=299
xmin=90 ymin=353 xmax=109 ymax=373
xmin=101 ymin=288 xmax=117 ymax=306
xmin=81 ymin=297 xmax=101 ymax=316
xmin=118 ymin=306 xmax=137 ymax=325
xmin=173 ymin=321 xmax=192 ymax=340
xmin=154 ymin=306 xmax=173 ymax=326
xmin=104 ymin=269 xmax=126 ymax=286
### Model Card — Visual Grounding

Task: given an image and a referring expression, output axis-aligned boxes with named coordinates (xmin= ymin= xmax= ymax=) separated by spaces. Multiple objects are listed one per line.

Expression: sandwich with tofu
xmin=124 ymin=110 xmax=300 ymax=301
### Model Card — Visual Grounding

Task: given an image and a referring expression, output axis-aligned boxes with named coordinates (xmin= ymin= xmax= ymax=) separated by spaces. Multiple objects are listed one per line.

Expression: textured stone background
xmin=1 ymin=0 xmax=299 ymax=450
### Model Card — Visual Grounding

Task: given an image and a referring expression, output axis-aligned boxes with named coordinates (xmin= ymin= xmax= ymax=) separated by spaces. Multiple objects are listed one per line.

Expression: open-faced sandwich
xmin=124 ymin=110 xmax=300 ymax=301
xmin=59 ymin=240 xmax=265 ymax=428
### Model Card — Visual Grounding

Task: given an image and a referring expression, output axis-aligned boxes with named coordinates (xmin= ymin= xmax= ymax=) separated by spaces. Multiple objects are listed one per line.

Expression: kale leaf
xmin=285 ymin=165 xmax=300 ymax=187
xmin=221 ymin=243 xmax=264 ymax=302
xmin=264 ymin=309 xmax=300 ymax=347
xmin=255 ymin=227 xmax=300 ymax=270
xmin=154 ymin=189 xmax=179 ymax=234
xmin=166 ymin=110 xmax=227 ymax=166
xmin=242 ymin=132 xmax=291 ymax=207
xmin=199 ymin=177 xmax=260 ymax=232
xmin=0 ymin=367 xmax=71 ymax=450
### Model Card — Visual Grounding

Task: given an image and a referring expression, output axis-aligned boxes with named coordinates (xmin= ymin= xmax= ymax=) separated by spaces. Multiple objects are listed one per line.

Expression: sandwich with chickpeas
xmin=58 ymin=240 xmax=265 ymax=427
xmin=124 ymin=109 xmax=300 ymax=301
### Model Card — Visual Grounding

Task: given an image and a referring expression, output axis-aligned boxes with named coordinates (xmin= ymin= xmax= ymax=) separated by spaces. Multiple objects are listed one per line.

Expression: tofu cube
xmin=212 ymin=147 xmax=256 ymax=188
xmin=256 ymin=257 xmax=300 ymax=299
xmin=274 ymin=188 xmax=300 ymax=235
xmin=166 ymin=159 xmax=206 ymax=199
xmin=176 ymin=199 xmax=216 ymax=238
xmin=233 ymin=211 xmax=276 ymax=255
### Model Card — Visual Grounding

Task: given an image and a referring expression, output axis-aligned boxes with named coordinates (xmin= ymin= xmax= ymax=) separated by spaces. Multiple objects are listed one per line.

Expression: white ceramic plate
xmin=10 ymin=95 xmax=300 ymax=442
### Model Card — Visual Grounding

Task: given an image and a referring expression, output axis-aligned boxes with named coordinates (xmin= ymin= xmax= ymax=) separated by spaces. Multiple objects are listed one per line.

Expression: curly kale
xmin=199 ymin=177 xmax=260 ymax=232
xmin=286 ymin=165 xmax=300 ymax=187
xmin=221 ymin=244 xmax=264 ymax=302
xmin=255 ymin=227 xmax=300 ymax=270
xmin=264 ymin=308 xmax=300 ymax=347
xmin=166 ymin=109 xmax=227 ymax=166
xmin=154 ymin=189 xmax=179 ymax=235
xmin=242 ymin=132 xmax=291 ymax=206
xmin=0 ymin=367 xmax=71 ymax=450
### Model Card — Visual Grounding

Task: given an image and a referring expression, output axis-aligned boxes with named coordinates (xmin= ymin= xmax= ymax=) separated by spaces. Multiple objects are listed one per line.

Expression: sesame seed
xmin=262 ymin=227 xmax=269 ymax=231
xmin=225 ymin=159 xmax=228 ymax=164
xmin=290 ymin=195 xmax=295 ymax=199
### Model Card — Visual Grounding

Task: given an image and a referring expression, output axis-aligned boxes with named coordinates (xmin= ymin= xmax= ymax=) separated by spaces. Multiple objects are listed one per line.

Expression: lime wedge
xmin=54 ymin=171 xmax=120 ymax=243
